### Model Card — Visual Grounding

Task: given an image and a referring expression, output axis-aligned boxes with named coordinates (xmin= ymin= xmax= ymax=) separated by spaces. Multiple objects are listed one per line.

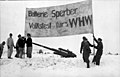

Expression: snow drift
xmin=0 ymin=50 xmax=120 ymax=77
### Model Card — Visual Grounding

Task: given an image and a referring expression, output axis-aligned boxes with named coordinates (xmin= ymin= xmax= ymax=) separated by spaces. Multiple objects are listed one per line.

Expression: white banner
xmin=25 ymin=0 xmax=93 ymax=37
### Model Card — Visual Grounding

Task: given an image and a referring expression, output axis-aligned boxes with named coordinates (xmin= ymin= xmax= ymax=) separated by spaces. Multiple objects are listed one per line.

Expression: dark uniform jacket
xmin=18 ymin=38 xmax=26 ymax=48
xmin=94 ymin=37 xmax=103 ymax=55
xmin=16 ymin=38 xmax=20 ymax=49
xmin=0 ymin=44 xmax=4 ymax=51
xmin=80 ymin=40 xmax=93 ymax=54
xmin=26 ymin=38 xmax=32 ymax=47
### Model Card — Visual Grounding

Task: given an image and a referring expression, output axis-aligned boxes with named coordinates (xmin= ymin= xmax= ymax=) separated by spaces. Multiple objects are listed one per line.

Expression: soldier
xmin=7 ymin=33 xmax=15 ymax=59
xmin=0 ymin=41 xmax=5 ymax=59
xmin=15 ymin=34 xmax=21 ymax=58
xmin=92 ymin=35 xmax=103 ymax=65
xmin=26 ymin=33 xmax=32 ymax=58
xmin=80 ymin=36 xmax=93 ymax=68
xmin=18 ymin=36 xmax=26 ymax=59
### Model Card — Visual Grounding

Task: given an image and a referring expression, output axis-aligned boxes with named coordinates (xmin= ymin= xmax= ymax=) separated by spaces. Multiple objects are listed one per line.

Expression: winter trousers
xmin=19 ymin=47 xmax=25 ymax=59
xmin=0 ymin=50 xmax=3 ymax=58
xmin=15 ymin=48 xmax=20 ymax=58
xmin=83 ymin=53 xmax=90 ymax=63
xmin=26 ymin=47 xmax=32 ymax=58
xmin=83 ymin=53 xmax=90 ymax=68
xmin=7 ymin=47 xmax=13 ymax=58
xmin=92 ymin=54 xmax=102 ymax=65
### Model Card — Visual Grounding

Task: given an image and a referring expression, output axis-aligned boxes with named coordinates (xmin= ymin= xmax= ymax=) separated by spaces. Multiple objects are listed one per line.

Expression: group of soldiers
xmin=0 ymin=33 xmax=32 ymax=59
xmin=0 ymin=34 xmax=103 ymax=68
xmin=80 ymin=35 xmax=103 ymax=68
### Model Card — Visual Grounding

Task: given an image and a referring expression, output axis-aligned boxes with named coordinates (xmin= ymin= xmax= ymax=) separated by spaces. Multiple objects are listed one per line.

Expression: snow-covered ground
xmin=0 ymin=50 xmax=120 ymax=77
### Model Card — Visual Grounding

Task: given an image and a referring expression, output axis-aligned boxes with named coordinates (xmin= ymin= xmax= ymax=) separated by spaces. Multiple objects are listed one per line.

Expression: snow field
xmin=0 ymin=50 xmax=120 ymax=77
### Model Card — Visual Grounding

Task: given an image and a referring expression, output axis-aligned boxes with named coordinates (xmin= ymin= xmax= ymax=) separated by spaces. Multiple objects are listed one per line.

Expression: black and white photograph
xmin=0 ymin=0 xmax=120 ymax=77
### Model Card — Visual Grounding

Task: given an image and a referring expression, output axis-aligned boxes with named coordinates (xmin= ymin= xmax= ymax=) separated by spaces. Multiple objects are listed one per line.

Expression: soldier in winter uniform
xmin=0 ymin=41 xmax=5 ymax=59
xmin=26 ymin=33 xmax=32 ymax=58
xmin=92 ymin=35 xmax=103 ymax=65
xmin=7 ymin=33 xmax=15 ymax=59
xmin=18 ymin=36 xmax=26 ymax=59
xmin=15 ymin=34 xmax=21 ymax=58
xmin=80 ymin=37 xmax=93 ymax=68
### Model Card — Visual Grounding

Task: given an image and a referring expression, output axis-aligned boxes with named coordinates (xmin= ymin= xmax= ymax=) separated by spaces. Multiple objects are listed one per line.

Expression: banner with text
xmin=25 ymin=0 xmax=93 ymax=37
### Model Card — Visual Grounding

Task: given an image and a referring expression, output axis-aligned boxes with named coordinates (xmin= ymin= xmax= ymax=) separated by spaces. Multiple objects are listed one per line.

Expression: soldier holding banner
xmin=80 ymin=36 xmax=93 ymax=68
xmin=92 ymin=35 xmax=103 ymax=65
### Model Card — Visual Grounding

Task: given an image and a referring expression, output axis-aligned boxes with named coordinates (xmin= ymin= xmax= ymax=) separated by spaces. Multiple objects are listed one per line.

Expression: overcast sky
xmin=0 ymin=0 xmax=119 ymax=55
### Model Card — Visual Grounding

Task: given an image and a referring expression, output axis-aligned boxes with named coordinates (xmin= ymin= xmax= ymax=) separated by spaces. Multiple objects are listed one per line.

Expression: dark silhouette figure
xmin=80 ymin=37 xmax=93 ymax=68
xmin=0 ymin=41 xmax=5 ymax=59
xmin=15 ymin=34 xmax=21 ymax=58
xmin=18 ymin=36 xmax=26 ymax=59
xmin=26 ymin=33 xmax=32 ymax=58
xmin=92 ymin=35 xmax=103 ymax=65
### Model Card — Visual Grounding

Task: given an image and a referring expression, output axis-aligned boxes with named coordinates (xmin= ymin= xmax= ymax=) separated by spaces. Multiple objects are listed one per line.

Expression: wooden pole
xmin=91 ymin=0 xmax=95 ymax=55
xmin=93 ymin=34 xmax=95 ymax=55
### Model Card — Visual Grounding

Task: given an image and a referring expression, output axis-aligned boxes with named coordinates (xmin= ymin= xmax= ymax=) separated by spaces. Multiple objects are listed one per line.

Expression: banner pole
xmin=91 ymin=0 xmax=95 ymax=55
xmin=24 ymin=8 xmax=27 ymax=38
xmin=93 ymin=33 xmax=95 ymax=55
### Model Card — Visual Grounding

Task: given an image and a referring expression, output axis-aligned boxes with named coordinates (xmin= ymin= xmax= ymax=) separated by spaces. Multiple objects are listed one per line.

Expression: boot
xmin=87 ymin=62 xmax=90 ymax=68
